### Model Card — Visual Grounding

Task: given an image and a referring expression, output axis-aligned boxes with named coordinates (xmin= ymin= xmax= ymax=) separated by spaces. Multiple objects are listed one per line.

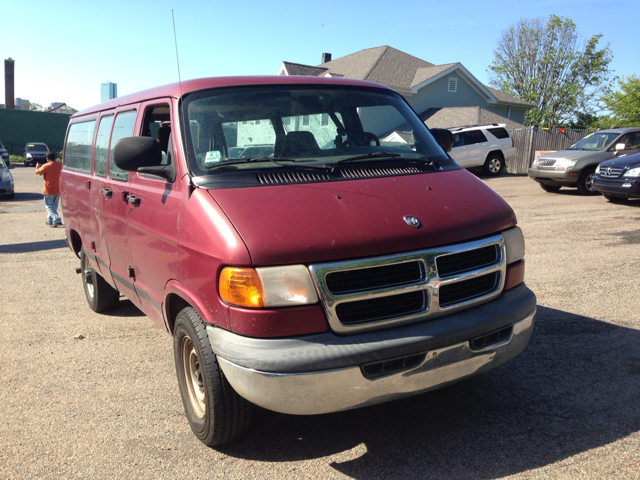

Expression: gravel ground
xmin=1 ymin=165 xmax=638 ymax=479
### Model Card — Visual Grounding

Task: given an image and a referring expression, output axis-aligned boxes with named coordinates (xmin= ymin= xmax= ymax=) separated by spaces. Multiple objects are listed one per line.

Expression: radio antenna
xmin=172 ymin=10 xmax=196 ymax=197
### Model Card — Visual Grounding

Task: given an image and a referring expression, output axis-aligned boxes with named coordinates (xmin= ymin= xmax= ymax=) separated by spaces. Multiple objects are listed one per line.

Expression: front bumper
xmin=528 ymin=167 xmax=579 ymax=186
xmin=593 ymin=176 xmax=640 ymax=198
xmin=208 ymin=284 xmax=536 ymax=415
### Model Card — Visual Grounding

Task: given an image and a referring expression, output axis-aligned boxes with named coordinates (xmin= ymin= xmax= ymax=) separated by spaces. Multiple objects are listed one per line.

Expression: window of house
xmin=448 ymin=77 xmax=458 ymax=93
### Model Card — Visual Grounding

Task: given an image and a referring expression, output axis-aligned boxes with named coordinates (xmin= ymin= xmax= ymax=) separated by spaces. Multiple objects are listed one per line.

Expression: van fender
xmin=163 ymin=280 xmax=230 ymax=334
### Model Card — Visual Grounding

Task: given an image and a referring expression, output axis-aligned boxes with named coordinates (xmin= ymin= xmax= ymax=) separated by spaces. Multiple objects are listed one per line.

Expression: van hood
xmin=209 ymin=169 xmax=516 ymax=266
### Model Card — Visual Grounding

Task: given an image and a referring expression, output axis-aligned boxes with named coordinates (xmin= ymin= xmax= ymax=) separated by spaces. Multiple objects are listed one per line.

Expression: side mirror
xmin=615 ymin=143 xmax=626 ymax=151
xmin=430 ymin=128 xmax=454 ymax=153
xmin=114 ymin=136 xmax=175 ymax=182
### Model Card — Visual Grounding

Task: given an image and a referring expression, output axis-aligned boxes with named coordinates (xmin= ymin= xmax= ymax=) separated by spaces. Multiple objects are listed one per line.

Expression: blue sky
xmin=1 ymin=0 xmax=638 ymax=111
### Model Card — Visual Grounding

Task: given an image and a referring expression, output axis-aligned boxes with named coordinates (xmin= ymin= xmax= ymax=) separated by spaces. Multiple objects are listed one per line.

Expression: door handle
xmin=100 ymin=188 xmax=112 ymax=198
xmin=126 ymin=195 xmax=141 ymax=206
xmin=85 ymin=180 xmax=91 ymax=190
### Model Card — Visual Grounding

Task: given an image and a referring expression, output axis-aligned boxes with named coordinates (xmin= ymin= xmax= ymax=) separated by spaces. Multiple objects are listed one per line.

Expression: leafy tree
xmin=599 ymin=74 xmax=640 ymax=127
xmin=29 ymin=102 xmax=44 ymax=112
xmin=489 ymin=15 xmax=613 ymax=128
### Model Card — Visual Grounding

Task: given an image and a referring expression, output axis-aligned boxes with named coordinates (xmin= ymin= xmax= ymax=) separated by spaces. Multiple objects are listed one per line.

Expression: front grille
xmin=436 ymin=245 xmax=499 ymax=277
xmin=335 ymin=291 xmax=426 ymax=325
xmin=326 ymin=261 xmax=423 ymax=294
xmin=439 ymin=272 xmax=500 ymax=307
xmin=599 ymin=167 xmax=624 ymax=178
xmin=537 ymin=158 xmax=556 ymax=166
xmin=310 ymin=235 xmax=506 ymax=333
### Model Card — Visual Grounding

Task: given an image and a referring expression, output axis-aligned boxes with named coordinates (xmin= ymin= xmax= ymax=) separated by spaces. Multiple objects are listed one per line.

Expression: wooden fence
xmin=506 ymin=128 xmax=597 ymax=174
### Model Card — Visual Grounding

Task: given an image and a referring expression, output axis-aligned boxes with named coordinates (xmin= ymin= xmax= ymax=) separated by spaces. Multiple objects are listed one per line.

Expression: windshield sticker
xmin=582 ymin=133 xmax=592 ymax=138
xmin=28 ymin=144 xmax=35 ymax=147
xmin=204 ymin=150 xmax=222 ymax=165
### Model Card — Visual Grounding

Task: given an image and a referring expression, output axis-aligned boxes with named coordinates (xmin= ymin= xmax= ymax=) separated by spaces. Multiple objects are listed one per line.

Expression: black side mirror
xmin=430 ymin=128 xmax=454 ymax=153
xmin=114 ymin=137 xmax=176 ymax=182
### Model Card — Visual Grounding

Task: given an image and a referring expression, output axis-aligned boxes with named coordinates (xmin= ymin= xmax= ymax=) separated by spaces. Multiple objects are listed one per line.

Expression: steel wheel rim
xmin=181 ymin=336 xmax=206 ymax=418
xmin=83 ymin=254 xmax=95 ymax=299
xmin=489 ymin=159 xmax=501 ymax=173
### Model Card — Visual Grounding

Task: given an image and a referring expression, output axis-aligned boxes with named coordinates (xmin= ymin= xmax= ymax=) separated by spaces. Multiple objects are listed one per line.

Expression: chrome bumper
xmin=216 ymin=311 xmax=535 ymax=415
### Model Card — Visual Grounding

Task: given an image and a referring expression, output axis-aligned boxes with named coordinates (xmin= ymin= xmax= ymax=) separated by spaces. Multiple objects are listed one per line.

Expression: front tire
xmin=483 ymin=154 xmax=504 ymax=176
xmin=576 ymin=167 xmax=599 ymax=196
xmin=81 ymin=249 xmax=120 ymax=312
xmin=174 ymin=307 xmax=252 ymax=447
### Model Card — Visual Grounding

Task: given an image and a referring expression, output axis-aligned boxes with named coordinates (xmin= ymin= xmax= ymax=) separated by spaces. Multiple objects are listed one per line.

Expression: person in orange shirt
xmin=35 ymin=152 xmax=64 ymax=227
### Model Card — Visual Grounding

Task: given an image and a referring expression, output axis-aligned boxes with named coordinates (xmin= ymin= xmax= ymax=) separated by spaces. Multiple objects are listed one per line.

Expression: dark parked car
xmin=0 ymin=140 xmax=9 ymax=166
xmin=0 ymin=157 xmax=14 ymax=199
xmin=593 ymin=151 xmax=640 ymax=202
xmin=24 ymin=142 xmax=49 ymax=166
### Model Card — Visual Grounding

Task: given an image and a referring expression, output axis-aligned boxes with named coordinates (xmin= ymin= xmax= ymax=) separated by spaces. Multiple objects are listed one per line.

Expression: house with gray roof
xmin=277 ymin=46 xmax=533 ymax=129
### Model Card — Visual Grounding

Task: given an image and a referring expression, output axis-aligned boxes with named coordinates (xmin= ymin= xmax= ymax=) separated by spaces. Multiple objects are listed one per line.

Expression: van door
xmin=98 ymin=108 xmax=141 ymax=307
xmin=127 ymin=101 xmax=182 ymax=327
xmin=88 ymin=112 xmax=116 ymax=285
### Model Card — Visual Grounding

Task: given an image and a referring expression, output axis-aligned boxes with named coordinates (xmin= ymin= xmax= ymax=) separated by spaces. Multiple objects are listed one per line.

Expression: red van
xmin=60 ymin=76 xmax=536 ymax=447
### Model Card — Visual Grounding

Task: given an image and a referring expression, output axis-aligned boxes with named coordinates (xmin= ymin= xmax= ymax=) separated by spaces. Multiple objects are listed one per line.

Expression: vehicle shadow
xmin=6 ymin=192 xmax=45 ymax=202
xmin=219 ymin=306 xmax=640 ymax=479
xmin=0 ymin=239 xmax=67 ymax=253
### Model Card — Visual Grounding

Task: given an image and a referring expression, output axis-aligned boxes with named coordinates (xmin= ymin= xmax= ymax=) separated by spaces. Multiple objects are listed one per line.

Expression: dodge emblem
xmin=403 ymin=215 xmax=421 ymax=228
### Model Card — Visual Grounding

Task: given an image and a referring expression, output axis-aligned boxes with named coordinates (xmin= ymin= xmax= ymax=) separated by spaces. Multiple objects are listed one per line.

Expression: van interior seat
xmin=157 ymin=125 xmax=171 ymax=153
xmin=279 ymin=131 xmax=320 ymax=157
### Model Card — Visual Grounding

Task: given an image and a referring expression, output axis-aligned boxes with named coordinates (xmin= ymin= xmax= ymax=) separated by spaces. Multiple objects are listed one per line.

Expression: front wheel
xmin=483 ymin=154 xmax=504 ymax=176
xmin=174 ymin=307 xmax=252 ymax=447
xmin=81 ymin=249 xmax=120 ymax=312
xmin=576 ymin=167 xmax=599 ymax=196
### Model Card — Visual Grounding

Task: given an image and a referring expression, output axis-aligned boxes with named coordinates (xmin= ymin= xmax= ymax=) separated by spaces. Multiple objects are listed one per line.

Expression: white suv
xmin=448 ymin=124 xmax=516 ymax=176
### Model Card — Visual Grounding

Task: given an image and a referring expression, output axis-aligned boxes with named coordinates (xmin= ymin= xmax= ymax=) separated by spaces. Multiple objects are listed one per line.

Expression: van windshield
xmin=182 ymin=85 xmax=450 ymax=176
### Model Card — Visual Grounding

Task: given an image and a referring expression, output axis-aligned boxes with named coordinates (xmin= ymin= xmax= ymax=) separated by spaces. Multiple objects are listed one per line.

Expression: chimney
xmin=5 ymin=58 xmax=15 ymax=110
xmin=321 ymin=53 xmax=332 ymax=64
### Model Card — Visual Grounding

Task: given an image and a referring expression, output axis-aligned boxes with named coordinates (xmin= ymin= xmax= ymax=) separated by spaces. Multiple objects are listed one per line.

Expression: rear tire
xmin=576 ymin=167 xmax=599 ymax=196
xmin=483 ymin=154 xmax=504 ymax=176
xmin=174 ymin=306 xmax=252 ymax=447
xmin=539 ymin=183 xmax=561 ymax=193
xmin=81 ymin=249 xmax=120 ymax=312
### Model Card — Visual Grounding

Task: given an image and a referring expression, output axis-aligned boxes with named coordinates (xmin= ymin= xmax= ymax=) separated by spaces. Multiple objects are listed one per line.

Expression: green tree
xmin=29 ymin=102 xmax=44 ymax=112
xmin=489 ymin=15 xmax=613 ymax=128
xmin=599 ymin=74 xmax=640 ymax=127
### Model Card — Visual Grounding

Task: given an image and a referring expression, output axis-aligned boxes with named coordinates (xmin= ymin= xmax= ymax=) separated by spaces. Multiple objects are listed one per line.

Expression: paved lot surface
xmin=1 ymin=165 xmax=639 ymax=479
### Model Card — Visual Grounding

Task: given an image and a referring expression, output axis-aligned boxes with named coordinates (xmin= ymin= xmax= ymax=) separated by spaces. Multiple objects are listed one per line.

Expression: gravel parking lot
xmin=1 ymin=165 xmax=639 ymax=479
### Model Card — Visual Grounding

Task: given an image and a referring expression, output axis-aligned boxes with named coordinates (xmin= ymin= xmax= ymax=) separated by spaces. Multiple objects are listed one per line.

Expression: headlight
xmin=595 ymin=164 xmax=601 ymax=173
xmin=26 ymin=153 xmax=33 ymax=159
xmin=1 ymin=172 xmax=11 ymax=182
xmin=503 ymin=227 xmax=525 ymax=264
xmin=623 ymin=167 xmax=640 ymax=177
xmin=554 ymin=159 xmax=578 ymax=171
xmin=219 ymin=265 xmax=318 ymax=308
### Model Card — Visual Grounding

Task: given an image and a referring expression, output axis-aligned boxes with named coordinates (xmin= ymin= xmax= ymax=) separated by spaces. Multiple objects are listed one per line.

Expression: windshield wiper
xmin=337 ymin=151 xmax=402 ymax=164
xmin=206 ymin=156 xmax=296 ymax=169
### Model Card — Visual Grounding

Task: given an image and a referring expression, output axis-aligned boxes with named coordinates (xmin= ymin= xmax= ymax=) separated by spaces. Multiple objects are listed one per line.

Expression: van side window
xmin=141 ymin=104 xmax=171 ymax=166
xmin=108 ymin=110 xmax=136 ymax=181
xmin=94 ymin=115 xmax=114 ymax=177
xmin=64 ymin=120 xmax=96 ymax=172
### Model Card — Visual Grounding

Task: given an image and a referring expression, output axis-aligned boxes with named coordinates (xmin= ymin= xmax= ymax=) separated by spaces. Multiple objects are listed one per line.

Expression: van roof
xmin=73 ymin=76 xmax=390 ymax=119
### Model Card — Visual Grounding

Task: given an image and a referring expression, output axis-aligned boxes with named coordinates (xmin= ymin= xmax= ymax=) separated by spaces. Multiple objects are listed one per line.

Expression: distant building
xmin=4 ymin=58 xmax=15 ymax=109
xmin=47 ymin=103 xmax=77 ymax=115
xmin=101 ymin=82 xmax=117 ymax=102
xmin=50 ymin=102 xmax=64 ymax=109
xmin=16 ymin=98 xmax=30 ymax=110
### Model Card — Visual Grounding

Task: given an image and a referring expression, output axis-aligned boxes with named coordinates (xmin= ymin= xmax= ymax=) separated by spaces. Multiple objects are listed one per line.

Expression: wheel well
xmin=167 ymin=294 xmax=190 ymax=335
xmin=487 ymin=150 xmax=504 ymax=161
xmin=69 ymin=229 xmax=82 ymax=258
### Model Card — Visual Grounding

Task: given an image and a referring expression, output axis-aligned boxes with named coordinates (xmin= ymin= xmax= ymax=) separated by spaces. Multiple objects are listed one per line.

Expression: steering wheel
xmin=343 ymin=131 xmax=380 ymax=147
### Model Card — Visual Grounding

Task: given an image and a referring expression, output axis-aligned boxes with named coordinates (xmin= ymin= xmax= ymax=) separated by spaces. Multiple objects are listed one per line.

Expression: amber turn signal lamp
xmin=219 ymin=267 xmax=263 ymax=308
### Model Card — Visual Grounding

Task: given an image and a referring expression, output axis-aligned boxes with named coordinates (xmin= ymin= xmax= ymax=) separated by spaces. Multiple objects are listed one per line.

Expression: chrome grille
xmin=599 ymin=167 xmax=624 ymax=178
xmin=537 ymin=158 xmax=556 ymax=166
xmin=310 ymin=235 xmax=506 ymax=334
